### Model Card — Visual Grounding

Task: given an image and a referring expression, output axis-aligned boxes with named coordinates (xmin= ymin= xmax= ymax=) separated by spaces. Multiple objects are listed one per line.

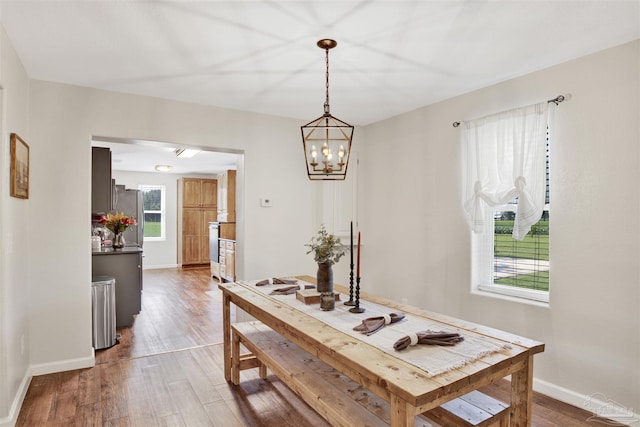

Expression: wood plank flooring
xmin=17 ymin=267 xmax=624 ymax=426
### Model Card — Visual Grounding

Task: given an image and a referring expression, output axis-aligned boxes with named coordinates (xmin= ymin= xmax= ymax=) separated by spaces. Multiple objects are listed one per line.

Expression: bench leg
xmin=259 ymin=362 xmax=268 ymax=379
xmin=231 ymin=329 xmax=241 ymax=385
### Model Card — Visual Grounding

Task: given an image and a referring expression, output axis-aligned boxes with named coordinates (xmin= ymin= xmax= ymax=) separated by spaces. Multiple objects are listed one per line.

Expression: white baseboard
xmin=0 ymin=370 xmax=31 ymax=427
xmin=534 ymin=378 xmax=640 ymax=425
xmin=30 ymin=353 xmax=95 ymax=376
xmin=0 ymin=353 xmax=95 ymax=427
xmin=143 ymin=264 xmax=179 ymax=270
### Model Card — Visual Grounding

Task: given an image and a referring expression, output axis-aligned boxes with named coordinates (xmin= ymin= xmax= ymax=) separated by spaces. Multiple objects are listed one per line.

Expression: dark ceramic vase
xmin=316 ymin=263 xmax=333 ymax=293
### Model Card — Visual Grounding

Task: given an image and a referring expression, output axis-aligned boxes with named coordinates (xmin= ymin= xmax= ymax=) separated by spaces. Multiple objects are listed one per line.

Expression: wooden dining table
xmin=220 ymin=275 xmax=544 ymax=427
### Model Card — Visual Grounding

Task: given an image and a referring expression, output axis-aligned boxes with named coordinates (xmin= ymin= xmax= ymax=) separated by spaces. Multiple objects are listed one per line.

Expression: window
xmin=473 ymin=135 xmax=550 ymax=303
xmin=462 ymin=102 xmax=552 ymax=304
xmin=139 ymin=185 xmax=165 ymax=241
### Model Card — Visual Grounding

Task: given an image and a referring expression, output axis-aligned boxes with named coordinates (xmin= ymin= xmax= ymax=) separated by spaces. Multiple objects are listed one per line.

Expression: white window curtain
xmin=462 ymin=102 xmax=548 ymax=240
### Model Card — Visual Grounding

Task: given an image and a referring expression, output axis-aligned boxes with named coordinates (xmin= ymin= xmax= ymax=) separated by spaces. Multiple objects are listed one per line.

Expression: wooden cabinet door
xmin=201 ymin=179 xmax=217 ymax=207
xmin=182 ymin=235 xmax=201 ymax=264
xmin=182 ymin=208 xmax=202 ymax=264
xmin=225 ymin=243 xmax=235 ymax=281
xmin=226 ymin=170 xmax=236 ymax=222
xmin=182 ymin=208 xmax=201 ymax=236
xmin=182 ymin=178 xmax=201 ymax=207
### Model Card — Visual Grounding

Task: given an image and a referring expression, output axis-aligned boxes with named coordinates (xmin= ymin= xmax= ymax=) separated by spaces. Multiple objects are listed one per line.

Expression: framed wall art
xmin=10 ymin=133 xmax=29 ymax=199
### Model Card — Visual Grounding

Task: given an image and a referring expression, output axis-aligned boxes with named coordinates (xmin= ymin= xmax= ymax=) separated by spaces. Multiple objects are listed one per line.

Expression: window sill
xmin=474 ymin=284 xmax=549 ymax=307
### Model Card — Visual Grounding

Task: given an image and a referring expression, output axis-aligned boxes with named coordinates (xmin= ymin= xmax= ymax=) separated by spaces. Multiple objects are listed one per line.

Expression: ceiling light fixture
xmin=155 ymin=164 xmax=173 ymax=172
xmin=301 ymin=39 xmax=354 ymax=181
xmin=175 ymin=148 xmax=200 ymax=158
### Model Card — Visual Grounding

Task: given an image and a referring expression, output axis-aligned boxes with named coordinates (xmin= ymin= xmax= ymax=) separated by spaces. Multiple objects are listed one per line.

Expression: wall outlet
xmin=260 ymin=198 xmax=272 ymax=207
xmin=20 ymin=334 xmax=25 ymax=355
xmin=401 ymin=297 xmax=408 ymax=305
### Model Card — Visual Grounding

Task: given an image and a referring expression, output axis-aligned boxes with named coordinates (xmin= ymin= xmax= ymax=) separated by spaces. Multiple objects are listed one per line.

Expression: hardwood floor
xmin=17 ymin=267 xmax=623 ymax=426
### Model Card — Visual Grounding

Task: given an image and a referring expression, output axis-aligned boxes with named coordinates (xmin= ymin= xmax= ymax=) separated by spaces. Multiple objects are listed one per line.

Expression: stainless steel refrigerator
xmin=114 ymin=185 xmax=144 ymax=247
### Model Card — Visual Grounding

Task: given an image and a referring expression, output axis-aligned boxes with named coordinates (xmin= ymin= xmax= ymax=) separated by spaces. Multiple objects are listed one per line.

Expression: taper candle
xmin=356 ymin=231 xmax=361 ymax=278
xmin=350 ymin=222 xmax=354 ymax=266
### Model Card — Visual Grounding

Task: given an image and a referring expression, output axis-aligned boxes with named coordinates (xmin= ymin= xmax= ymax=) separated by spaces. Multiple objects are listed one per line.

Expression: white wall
xmin=25 ymin=79 xmax=319 ymax=376
xmin=361 ymin=40 xmax=640 ymax=416
xmin=0 ymin=24 xmax=32 ymax=425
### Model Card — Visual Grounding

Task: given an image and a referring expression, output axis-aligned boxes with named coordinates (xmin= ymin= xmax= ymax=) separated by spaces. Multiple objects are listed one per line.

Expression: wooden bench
xmin=422 ymin=390 xmax=509 ymax=427
xmin=231 ymin=321 xmax=509 ymax=427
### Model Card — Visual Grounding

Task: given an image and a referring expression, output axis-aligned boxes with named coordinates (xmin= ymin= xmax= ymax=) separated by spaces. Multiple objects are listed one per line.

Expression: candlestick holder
xmin=344 ymin=264 xmax=355 ymax=306
xmin=348 ymin=277 xmax=365 ymax=313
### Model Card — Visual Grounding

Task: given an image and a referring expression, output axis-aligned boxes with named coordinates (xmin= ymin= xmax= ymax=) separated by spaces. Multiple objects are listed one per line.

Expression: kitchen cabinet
xmin=217 ymin=170 xmax=236 ymax=222
xmin=91 ymin=147 xmax=113 ymax=214
xmin=92 ymin=248 xmax=143 ymax=328
xmin=182 ymin=178 xmax=217 ymax=208
xmin=219 ymin=239 xmax=236 ymax=282
xmin=178 ymin=178 xmax=217 ymax=266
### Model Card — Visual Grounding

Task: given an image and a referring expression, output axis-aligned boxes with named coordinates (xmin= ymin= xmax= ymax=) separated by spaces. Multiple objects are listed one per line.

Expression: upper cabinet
xmin=183 ymin=178 xmax=217 ymax=208
xmin=217 ymin=170 xmax=236 ymax=222
xmin=91 ymin=147 xmax=113 ymax=214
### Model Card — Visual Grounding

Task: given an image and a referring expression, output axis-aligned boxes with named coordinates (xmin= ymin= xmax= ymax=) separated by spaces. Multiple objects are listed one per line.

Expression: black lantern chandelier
xmin=301 ymin=39 xmax=354 ymax=181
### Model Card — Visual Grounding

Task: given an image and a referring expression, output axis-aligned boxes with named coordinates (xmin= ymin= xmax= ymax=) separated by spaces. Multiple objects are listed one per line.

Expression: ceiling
xmin=1 ymin=1 xmax=639 ymax=172
xmin=91 ymin=137 xmax=240 ymax=175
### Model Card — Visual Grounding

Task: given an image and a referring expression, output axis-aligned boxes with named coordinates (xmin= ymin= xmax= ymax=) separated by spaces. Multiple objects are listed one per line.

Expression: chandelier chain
xmin=324 ymin=47 xmax=330 ymax=114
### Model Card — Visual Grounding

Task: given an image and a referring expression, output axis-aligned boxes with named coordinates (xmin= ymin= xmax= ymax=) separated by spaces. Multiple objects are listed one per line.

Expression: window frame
xmin=471 ymin=135 xmax=551 ymax=305
xmin=139 ymin=184 xmax=166 ymax=242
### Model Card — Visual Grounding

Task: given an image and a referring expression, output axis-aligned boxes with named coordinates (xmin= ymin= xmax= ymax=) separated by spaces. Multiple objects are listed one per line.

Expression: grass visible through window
xmin=493 ymin=218 xmax=549 ymax=291
xmin=144 ymin=221 xmax=161 ymax=238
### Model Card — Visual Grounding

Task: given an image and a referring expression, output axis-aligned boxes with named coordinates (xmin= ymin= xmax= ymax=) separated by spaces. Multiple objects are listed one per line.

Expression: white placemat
xmin=238 ymin=279 xmax=512 ymax=376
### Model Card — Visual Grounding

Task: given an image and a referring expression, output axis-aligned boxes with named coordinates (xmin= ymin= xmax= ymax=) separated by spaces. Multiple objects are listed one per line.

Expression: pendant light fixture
xmin=301 ymin=39 xmax=354 ymax=181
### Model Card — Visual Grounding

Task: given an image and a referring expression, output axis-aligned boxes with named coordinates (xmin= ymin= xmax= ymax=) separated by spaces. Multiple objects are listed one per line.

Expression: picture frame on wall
xmin=10 ymin=133 xmax=29 ymax=199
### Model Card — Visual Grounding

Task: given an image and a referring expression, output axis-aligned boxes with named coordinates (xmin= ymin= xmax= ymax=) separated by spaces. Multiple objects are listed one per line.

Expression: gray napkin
xmin=269 ymin=284 xmax=314 ymax=295
xmin=353 ymin=312 xmax=406 ymax=335
xmin=393 ymin=330 xmax=464 ymax=351
xmin=256 ymin=278 xmax=299 ymax=286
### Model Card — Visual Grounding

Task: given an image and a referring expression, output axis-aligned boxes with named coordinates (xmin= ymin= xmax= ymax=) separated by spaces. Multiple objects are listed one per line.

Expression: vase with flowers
xmin=100 ymin=212 xmax=137 ymax=249
xmin=306 ymin=225 xmax=346 ymax=310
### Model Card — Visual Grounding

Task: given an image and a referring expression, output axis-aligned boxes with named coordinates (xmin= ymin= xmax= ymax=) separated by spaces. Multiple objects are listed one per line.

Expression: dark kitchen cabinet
xmin=92 ymin=249 xmax=143 ymax=328
xmin=92 ymin=147 xmax=113 ymax=214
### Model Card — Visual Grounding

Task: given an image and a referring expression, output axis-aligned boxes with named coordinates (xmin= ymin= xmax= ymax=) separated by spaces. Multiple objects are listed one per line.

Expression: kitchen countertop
xmin=92 ymin=246 xmax=143 ymax=256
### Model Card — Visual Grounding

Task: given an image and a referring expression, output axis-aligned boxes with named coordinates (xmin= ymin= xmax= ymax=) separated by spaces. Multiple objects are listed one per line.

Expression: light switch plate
xmin=260 ymin=198 xmax=272 ymax=207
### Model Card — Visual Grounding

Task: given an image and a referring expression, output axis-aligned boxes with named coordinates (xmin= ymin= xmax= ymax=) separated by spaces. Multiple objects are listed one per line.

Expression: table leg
xmin=390 ymin=394 xmax=415 ymax=427
xmin=223 ymin=293 xmax=232 ymax=382
xmin=511 ymin=353 xmax=534 ymax=427
xmin=231 ymin=328 xmax=240 ymax=385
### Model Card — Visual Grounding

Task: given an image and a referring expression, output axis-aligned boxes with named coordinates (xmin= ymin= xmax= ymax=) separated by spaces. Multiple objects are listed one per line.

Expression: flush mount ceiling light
xmin=301 ymin=39 xmax=354 ymax=181
xmin=155 ymin=164 xmax=173 ymax=172
xmin=175 ymin=148 xmax=200 ymax=158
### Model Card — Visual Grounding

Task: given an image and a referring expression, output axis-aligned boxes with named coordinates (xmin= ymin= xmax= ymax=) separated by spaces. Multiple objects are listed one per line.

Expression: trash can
xmin=91 ymin=276 xmax=117 ymax=350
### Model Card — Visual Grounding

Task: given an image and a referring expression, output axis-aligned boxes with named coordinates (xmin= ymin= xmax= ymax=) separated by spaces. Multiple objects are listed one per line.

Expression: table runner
xmin=237 ymin=279 xmax=512 ymax=376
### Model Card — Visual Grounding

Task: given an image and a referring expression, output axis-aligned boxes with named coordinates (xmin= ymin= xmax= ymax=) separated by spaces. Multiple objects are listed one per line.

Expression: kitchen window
xmin=139 ymin=185 xmax=165 ymax=241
